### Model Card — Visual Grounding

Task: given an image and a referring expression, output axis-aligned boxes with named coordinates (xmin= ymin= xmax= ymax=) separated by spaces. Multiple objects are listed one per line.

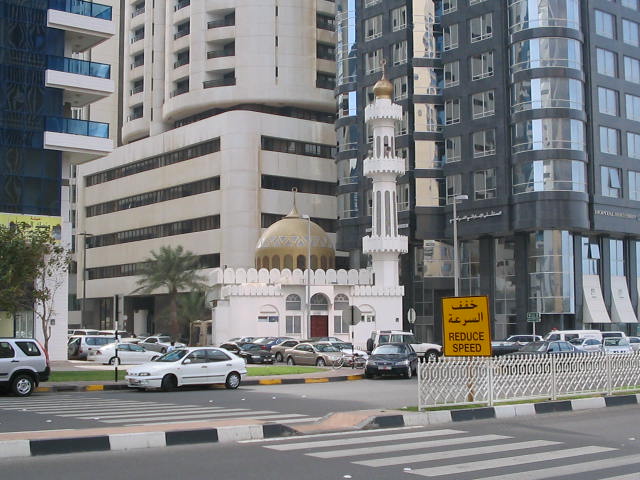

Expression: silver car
xmin=602 ymin=337 xmax=633 ymax=354
xmin=285 ymin=342 xmax=343 ymax=367
xmin=0 ymin=339 xmax=50 ymax=396
xmin=568 ymin=337 xmax=602 ymax=352
xmin=139 ymin=336 xmax=185 ymax=353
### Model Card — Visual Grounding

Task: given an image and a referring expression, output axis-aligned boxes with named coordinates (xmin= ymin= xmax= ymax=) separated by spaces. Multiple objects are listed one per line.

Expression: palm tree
xmin=133 ymin=246 xmax=208 ymax=338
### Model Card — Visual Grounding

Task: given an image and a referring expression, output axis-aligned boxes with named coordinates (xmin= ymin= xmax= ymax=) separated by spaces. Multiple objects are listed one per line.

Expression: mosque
xmin=208 ymin=73 xmax=408 ymax=348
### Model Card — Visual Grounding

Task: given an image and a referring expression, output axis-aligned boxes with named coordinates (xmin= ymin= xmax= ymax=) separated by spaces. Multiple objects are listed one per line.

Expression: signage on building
xmin=0 ymin=213 xmax=62 ymax=242
xmin=442 ymin=295 xmax=492 ymax=356
xmin=594 ymin=209 xmax=638 ymax=220
xmin=448 ymin=210 xmax=503 ymax=223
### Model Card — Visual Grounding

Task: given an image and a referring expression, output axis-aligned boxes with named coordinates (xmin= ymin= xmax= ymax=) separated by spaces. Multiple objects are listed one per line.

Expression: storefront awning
xmin=611 ymin=276 xmax=638 ymax=323
xmin=582 ymin=275 xmax=611 ymax=324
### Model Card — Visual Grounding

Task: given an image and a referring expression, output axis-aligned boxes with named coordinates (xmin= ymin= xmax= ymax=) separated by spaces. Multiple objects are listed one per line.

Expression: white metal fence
xmin=417 ymin=352 xmax=640 ymax=409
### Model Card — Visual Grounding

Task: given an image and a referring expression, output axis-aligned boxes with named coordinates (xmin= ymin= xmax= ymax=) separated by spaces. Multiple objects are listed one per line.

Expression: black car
xmin=236 ymin=343 xmax=274 ymax=364
xmin=364 ymin=343 xmax=418 ymax=379
xmin=219 ymin=342 xmax=241 ymax=354
xmin=506 ymin=340 xmax=582 ymax=355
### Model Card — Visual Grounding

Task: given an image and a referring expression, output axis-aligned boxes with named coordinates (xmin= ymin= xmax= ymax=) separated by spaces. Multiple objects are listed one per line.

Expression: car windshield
xmin=158 ymin=337 xmax=171 ymax=343
xmin=519 ymin=342 xmax=548 ymax=352
xmin=604 ymin=338 xmax=629 ymax=346
xmin=155 ymin=350 xmax=188 ymax=362
xmin=568 ymin=338 xmax=583 ymax=345
xmin=240 ymin=344 xmax=259 ymax=351
xmin=314 ymin=344 xmax=340 ymax=352
xmin=373 ymin=345 xmax=406 ymax=355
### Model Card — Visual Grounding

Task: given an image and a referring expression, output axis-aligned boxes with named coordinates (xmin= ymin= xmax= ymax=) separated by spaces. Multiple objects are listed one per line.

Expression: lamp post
xmin=452 ymin=194 xmax=468 ymax=297
xmin=302 ymin=215 xmax=311 ymax=338
xmin=77 ymin=232 xmax=93 ymax=328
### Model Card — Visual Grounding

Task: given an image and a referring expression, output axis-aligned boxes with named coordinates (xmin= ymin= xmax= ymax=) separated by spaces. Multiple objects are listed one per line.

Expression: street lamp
xmin=77 ymin=232 xmax=93 ymax=328
xmin=302 ymin=214 xmax=312 ymax=338
xmin=452 ymin=194 xmax=468 ymax=297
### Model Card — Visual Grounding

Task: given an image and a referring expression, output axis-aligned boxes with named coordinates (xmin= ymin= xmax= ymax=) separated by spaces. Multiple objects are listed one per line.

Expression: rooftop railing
xmin=49 ymin=0 xmax=112 ymax=21
xmin=47 ymin=55 xmax=111 ymax=79
xmin=46 ymin=116 xmax=109 ymax=138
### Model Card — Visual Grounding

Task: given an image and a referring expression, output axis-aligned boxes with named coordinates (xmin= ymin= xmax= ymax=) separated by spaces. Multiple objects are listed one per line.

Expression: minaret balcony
xmin=365 ymin=101 xmax=403 ymax=122
xmin=363 ymin=235 xmax=408 ymax=254
xmin=364 ymin=157 xmax=405 ymax=177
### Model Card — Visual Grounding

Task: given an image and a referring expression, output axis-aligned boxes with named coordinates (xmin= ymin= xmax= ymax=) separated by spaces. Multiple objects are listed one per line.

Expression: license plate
xmin=380 ymin=366 xmax=391 ymax=370
xmin=128 ymin=379 xmax=141 ymax=385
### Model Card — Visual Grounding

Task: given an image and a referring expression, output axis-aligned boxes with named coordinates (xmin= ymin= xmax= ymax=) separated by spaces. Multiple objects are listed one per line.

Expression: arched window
xmin=286 ymin=294 xmax=301 ymax=310
xmin=334 ymin=294 xmax=349 ymax=311
xmin=263 ymin=256 xmax=270 ymax=269
xmin=310 ymin=293 xmax=329 ymax=310
xmin=284 ymin=255 xmax=293 ymax=270
xmin=297 ymin=255 xmax=306 ymax=269
xmin=272 ymin=255 xmax=280 ymax=269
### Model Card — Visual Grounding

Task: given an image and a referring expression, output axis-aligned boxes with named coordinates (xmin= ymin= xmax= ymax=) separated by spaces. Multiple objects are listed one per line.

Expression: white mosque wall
xmin=209 ymin=267 xmax=373 ymax=286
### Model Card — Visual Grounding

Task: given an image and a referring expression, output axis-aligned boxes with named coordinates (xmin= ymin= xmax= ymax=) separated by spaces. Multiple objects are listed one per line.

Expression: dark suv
xmin=0 ymin=339 xmax=50 ymax=396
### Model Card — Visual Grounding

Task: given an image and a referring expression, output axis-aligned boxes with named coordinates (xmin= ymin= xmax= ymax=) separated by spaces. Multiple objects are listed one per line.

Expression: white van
xmin=544 ymin=330 xmax=602 ymax=342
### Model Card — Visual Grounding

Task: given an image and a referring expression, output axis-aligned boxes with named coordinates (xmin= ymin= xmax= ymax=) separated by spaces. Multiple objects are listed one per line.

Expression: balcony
xmin=44 ymin=116 xmax=113 ymax=162
xmin=45 ymin=56 xmax=114 ymax=107
xmin=175 ymin=0 xmax=190 ymax=10
xmin=48 ymin=0 xmax=115 ymax=52
xmin=203 ymin=77 xmax=236 ymax=89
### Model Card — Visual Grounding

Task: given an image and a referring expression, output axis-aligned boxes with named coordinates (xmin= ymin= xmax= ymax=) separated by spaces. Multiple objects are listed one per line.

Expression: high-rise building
xmin=76 ymin=1 xmax=338 ymax=335
xmin=336 ymin=0 xmax=640 ymax=342
xmin=0 ymin=0 xmax=116 ymax=359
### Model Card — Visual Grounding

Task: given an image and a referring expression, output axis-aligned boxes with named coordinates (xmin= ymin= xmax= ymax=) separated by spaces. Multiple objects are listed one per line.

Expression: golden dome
xmin=255 ymin=206 xmax=335 ymax=270
xmin=373 ymin=74 xmax=393 ymax=99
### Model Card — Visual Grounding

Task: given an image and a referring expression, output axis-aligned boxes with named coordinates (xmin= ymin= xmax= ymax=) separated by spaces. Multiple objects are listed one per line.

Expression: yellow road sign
xmin=442 ymin=295 xmax=492 ymax=356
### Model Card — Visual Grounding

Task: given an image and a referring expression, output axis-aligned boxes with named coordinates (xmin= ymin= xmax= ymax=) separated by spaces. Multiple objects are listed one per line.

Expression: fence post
xmin=487 ymin=357 xmax=493 ymax=406
xmin=417 ymin=357 xmax=422 ymax=411
xmin=551 ymin=355 xmax=557 ymax=400
xmin=606 ymin=353 xmax=612 ymax=396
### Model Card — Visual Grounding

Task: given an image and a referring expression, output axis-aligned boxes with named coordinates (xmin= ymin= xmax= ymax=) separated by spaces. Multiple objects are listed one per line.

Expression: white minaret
xmin=362 ymin=69 xmax=408 ymax=287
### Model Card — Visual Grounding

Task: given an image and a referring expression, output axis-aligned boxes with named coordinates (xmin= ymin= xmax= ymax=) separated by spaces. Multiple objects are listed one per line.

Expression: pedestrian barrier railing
xmin=417 ymin=352 xmax=640 ymax=409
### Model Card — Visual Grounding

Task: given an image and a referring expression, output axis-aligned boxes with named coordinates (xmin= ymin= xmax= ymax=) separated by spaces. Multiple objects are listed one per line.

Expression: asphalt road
xmin=2 ymin=406 xmax=640 ymax=480
xmin=0 ymin=377 xmax=417 ymax=433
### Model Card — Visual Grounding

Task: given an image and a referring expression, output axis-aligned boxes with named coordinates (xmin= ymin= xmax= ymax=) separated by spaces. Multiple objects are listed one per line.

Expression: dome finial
xmin=287 ymin=188 xmax=300 ymax=218
xmin=373 ymin=59 xmax=393 ymax=99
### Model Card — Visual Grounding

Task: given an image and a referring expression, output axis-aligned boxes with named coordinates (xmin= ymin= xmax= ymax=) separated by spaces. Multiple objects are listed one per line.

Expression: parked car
xmin=87 ymin=343 xmax=160 ymax=365
xmin=0 ymin=338 xmax=50 ymax=396
xmin=228 ymin=337 xmax=257 ymax=345
xmin=139 ymin=336 xmax=186 ymax=353
xmin=68 ymin=329 xmax=99 ymax=337
xmin=491 ymin=335 xmax=544 ymax=356
xmin=544 ymin=330 xmax=602 ymax=342
xmin=316 ymin=341 xmax=368 ymax=360
xmin=568 ymin=337 xmax=602 ymax=352
xmin=601 ymin=331 xmax=628 ymax=339
xmin=271 ymin=339 xmax=300 ymax=362
xmin=125 ymin=347 xmax=247 ymax=391
xmin=236 ymin=343 xmax=274 ymax=364
xmin=254 ymin=336 xmax=293 ymax=350
xmin=68 ymin=335 xmax=117 ymax=360
xmin=219 ymin=342 xmax=242 ymax=354
xmin=364 ymin=343 xmax=418 ymax=379
xmin=602 ymin=337 xmax=633 ymax=354
xmin=628 ymin=336 xmax=640 ymax=352
xmin=285 ymin=342 xmax=343 ymax=367
xmin=507 ymin=340 xmax=580 ymax=355
xmin=367 ymin=330 xmax=442 ymax=361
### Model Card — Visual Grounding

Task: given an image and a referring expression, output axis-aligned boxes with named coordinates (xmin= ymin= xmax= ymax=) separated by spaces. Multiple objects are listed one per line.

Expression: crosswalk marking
xmin=407 ymin=446 xmax=616 ymax=477
xmin=468 ymin=455 xmax=640 ymax=480
xmin=73 ymin=408 xmax=243 ymax=419
xmin=308 ymin=434 xmax=510 ymax=459
xmin=239 ymin=426 xmax=422 ymax=443
xmin=97 ymin=410 xmax=283 ymax=423
xmin=265 ymin=429 xmax=465 ymax=451
xmin=353 ymin=440 xmax=561 ymax=468
xmin=131 ymin=416 xmax=323 ymax=427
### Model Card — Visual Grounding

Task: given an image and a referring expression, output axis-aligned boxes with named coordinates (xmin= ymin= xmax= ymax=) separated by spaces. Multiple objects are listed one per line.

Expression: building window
xmin=392 ymin=41 xmax=408 ymax=65
xmin=174 ymin=20 xmax=190 ymax=39
xmin=629 ymin=171 xmax=640 ymax=200
xmin=131 ymin=26 xmax=144 ymax=43
xmin=512 ymin=118 xmax=585 ymax=153
xmin=285 ymin=316 xmax=302 ymax=334
xmin=174 ymin=49 xmax=189 ymax=68
xmin=129 ymin=104 xmax=143 ymax=121
xmin=338 ymin=192 xmax=359 ymax=219
xmin=511 ymin=78 xmax=583 ymax=112
xmin=513 ymin=160 xmax=586 ymax=194
xmin=628 ymin=132 xmax=640 ymax=158
xmin=397 ymin=183 xmax=410 ymax=211
xmin=508 ymin=0 xmax=581 ymax=32
xmin=131 ymin=53 xmax=144 ymax=69
xmin=597 ymin=48 xmax=617 ymax=77
xmin=623 ymin=0 xmax=638 ymax=9
xmin=261 ymin=136 xmax=336 ymax=159
xmin=471 ymin=51 xmax=493 ymax=80
xmin=286 ymin=294 xmax=301 ymax=310
xmin=444 ymin=61 xmax=459 ymax=88
xmin=511 ymin=38 xmax=582 ymax=73
xmin=595 ymin=10 xmax=615 ymax=38
xmin=624 ymin=56 xmax=640 ymax=83
xmin=623 ymin=19 xmax=640 ymax=46
xmin=316 ymin=42 xmax=335 ymax=60
xmin=474 ymin=168 xmax=497 ymax=200
xmin=582 ymin=237 xmax=601 ymax=276
xmin=473 ymin=129 xmax=496 ymax=158
xmin=316 ymin=72 xmax=335 ymax=90
xmin=445 ymin=98 xmax=460 ymax=125
xmin=443 ymin=24 xmax=458 ymax=51
xmin=365 ymin=15 xmax=383 ymax=40
xmin=471 ymin=90 xmax=495 ymax=119
xmin=446 ymin=174 xmax=462 ymax=204
xmin=393 ymin=76 xmax=408 ymax=101
xmin=601 ymin=126 xmax=620 ymax=155
xmin=470 ymin=13 xmax=492 ymax=43
xmin=365 ymin=49 xmax=383 ymax=75
xmin=610 ymin=239 xmax=625 ymax=276
xmin=131 ymin=78 xmax=144 ymax=95
xmin=626 ymin=94 xmax=640 ymax=121
xmin=446 ymin=136 xmax=461 ymax=163
xmin=316 ymin=13 xmax=334 ymax=31
xmin=443 ymin=0 xmax=457 ymax=14
xmin=391 ymin=6 xmax=407 ymax=31
xmin=598 ymin=87 xmax=619 ymax=116
xmin=172 ymin=77 xmax=189 ymax=97
xmin=414 ymin=67 xmax=442 ymax=95
xmin=601 ymin=166 xmax=622 ymax=198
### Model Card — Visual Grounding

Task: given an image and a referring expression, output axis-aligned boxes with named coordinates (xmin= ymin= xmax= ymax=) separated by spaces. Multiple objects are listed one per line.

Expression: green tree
xmin=178 ymin=290 xmax=208 ymax=325
xmin=133 ymin=246 xmax=208 ymax=338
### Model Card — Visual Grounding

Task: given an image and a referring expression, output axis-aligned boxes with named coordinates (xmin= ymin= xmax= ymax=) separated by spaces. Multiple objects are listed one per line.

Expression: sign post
xmin=342 ymin=305 xmax=362 ymax=369
xmin=407 ymin=308 xmax=416 ymax=333
xmin=527 ymin=311 xmax=541 ymax=337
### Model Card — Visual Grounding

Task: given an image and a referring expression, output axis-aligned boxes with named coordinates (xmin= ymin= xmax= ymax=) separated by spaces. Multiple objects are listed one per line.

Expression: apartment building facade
xmin=336 ymin=0 xmax=640 ymax=342
xmin=76 ymin=0 xmax=339 ymax=335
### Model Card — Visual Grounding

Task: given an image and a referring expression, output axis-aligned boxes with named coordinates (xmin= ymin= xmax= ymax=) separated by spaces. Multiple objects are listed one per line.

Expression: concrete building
xmin=0 ymin=0 xmax=116 ymax=359
xmin=76 ymin=1 xmax=339 ymax=336
xmin=336 ymin=0 xmax=640 ymax=343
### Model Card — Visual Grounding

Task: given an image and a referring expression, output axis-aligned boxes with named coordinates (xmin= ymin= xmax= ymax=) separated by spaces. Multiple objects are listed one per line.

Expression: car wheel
xmin=225 ymin=372 xmax=241 ymax=390
xmin=160 ymin=374 xmax=177 ymax=392
xmin=405 ymin=366 xmax=412 ymax=379
xmin=425 ymin=350 xmax=439 ymax=362
xmin=11 ymin=374 xmax=35 ymax=397
xmin=275 ymin=352 xmax=283 ymax=362
xmin=287 ymin=357 xmax=295 ymax=366
xmin=109 ymin=357 xmax=121 ymax=366
xmin=316 ymin=358 xmax=326 ymax=367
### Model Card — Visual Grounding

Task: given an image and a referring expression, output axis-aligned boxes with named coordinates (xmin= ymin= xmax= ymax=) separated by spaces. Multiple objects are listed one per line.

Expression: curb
xmin=2 ymin=393 xmax=638 ymax=459
xmin=35 ymin=374 xmax=364 ymax=393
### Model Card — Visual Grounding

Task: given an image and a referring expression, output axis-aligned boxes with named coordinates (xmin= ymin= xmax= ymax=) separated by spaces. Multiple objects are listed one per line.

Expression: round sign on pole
xmin=407 ymin=307 xmax=416 ymax=324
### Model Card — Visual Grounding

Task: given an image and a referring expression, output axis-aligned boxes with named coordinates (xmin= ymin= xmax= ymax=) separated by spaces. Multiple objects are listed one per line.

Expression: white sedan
xmin=87 ymin=343 xmax=160 ymax=365
xmin=125 ymin=347 xmax=247 ymax=391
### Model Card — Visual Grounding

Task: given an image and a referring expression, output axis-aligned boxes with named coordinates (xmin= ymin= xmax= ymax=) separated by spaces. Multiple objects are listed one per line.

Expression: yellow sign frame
xmin=442 ymin=295 xmax=492 ymax=357
xmin=0 ymin=213 xmax=62 ymax=243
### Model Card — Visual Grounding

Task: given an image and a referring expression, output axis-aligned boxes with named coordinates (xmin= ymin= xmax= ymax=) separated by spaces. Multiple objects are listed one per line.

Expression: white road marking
xmin=238 ymin=426 xmax=423 ymax=443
